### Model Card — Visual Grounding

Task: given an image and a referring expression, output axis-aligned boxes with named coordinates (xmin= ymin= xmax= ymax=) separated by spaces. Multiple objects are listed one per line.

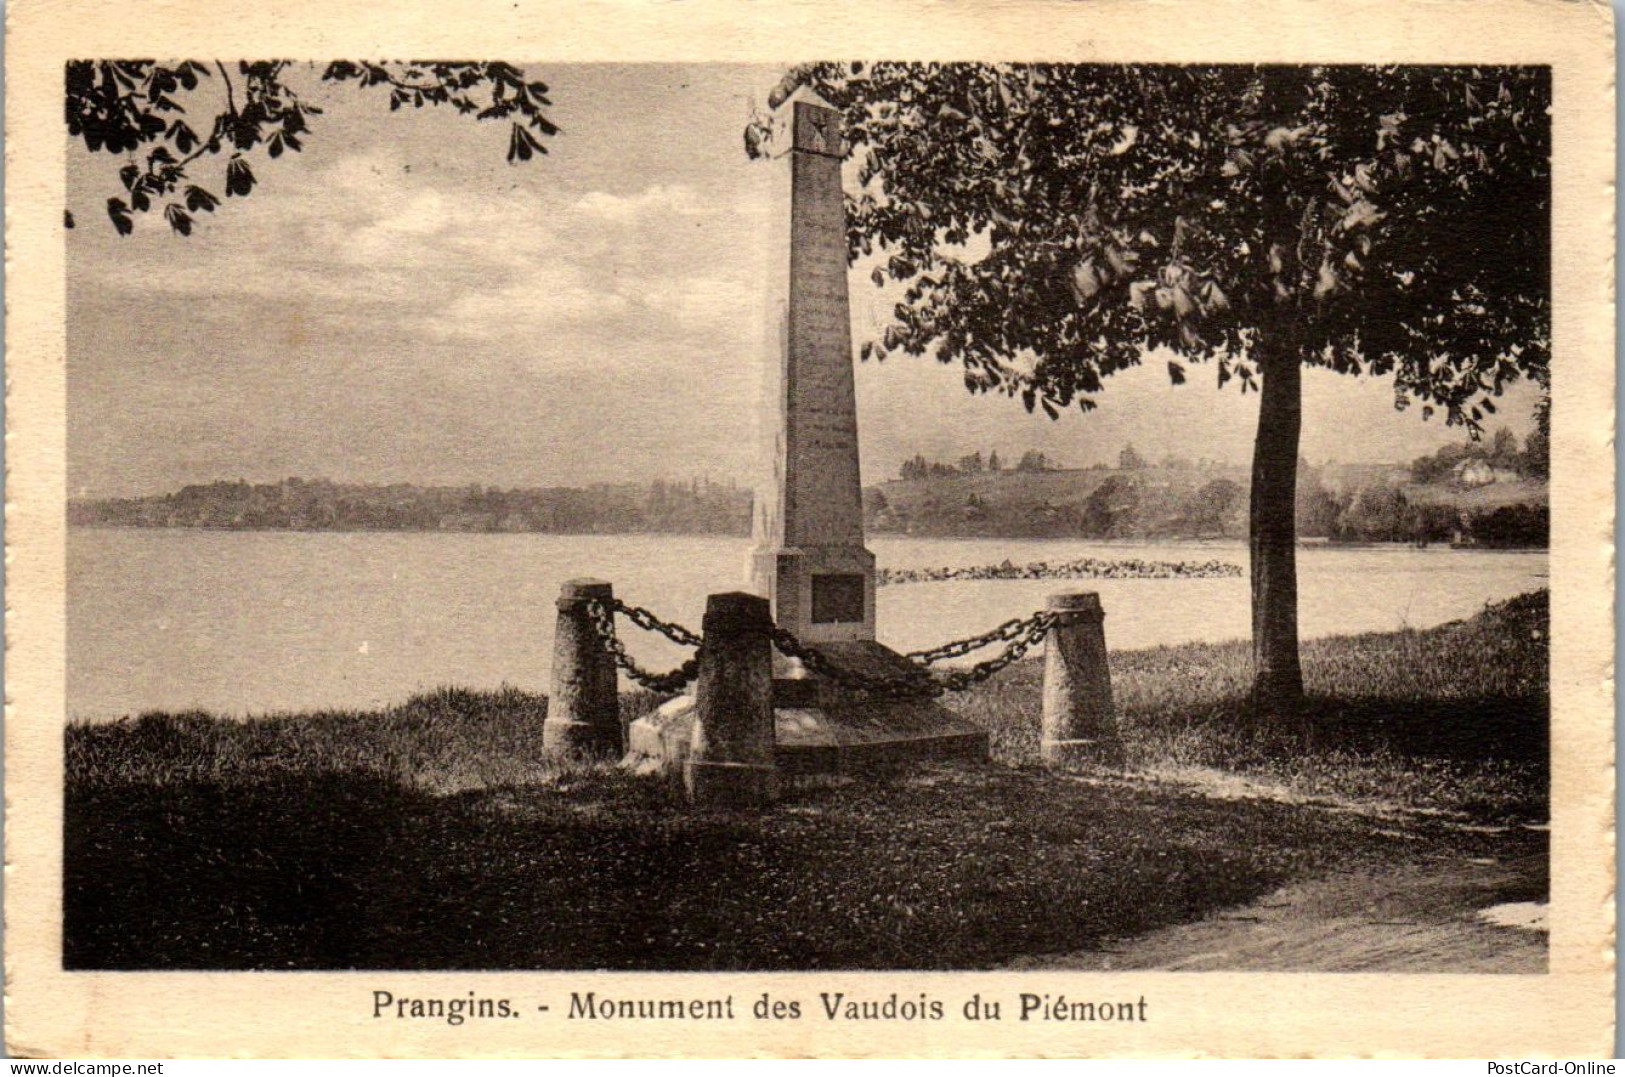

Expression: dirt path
xmin=1009 ymin=841 xmax=1547 ymax=974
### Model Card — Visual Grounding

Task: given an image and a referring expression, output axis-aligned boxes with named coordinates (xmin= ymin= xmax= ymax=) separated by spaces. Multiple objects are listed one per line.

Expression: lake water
xmin=66 ymin=529 xmax=1548 ymax=721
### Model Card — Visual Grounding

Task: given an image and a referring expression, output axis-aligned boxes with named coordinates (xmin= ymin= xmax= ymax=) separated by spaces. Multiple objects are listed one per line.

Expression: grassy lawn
xmin=958 ymin=589 xmax=1548 ymax=823
xmin=64 ymin=591 xmax=1547 ymax=970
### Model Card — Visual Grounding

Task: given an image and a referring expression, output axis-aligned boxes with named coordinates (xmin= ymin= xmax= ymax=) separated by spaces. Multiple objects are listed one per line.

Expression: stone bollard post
xmin=685 ymin=591 xmax=778 ymax=807
xmin=1041 ymin=591 xmax=1124 ymax=768
xmin=544 ymin=578 xmax=622 ymax=756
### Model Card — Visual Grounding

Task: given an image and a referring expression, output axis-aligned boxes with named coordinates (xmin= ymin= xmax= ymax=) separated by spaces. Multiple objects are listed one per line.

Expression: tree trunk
xmin=1249 ymin=342 xmax=1305 ymax=718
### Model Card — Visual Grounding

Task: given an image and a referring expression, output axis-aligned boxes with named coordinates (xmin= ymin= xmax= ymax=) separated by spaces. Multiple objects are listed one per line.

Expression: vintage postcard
xmin=4 ymin=0 xmax=1615 ymax=1058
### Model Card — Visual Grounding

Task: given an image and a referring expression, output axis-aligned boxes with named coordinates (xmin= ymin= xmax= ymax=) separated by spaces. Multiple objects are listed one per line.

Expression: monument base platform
xmin=625 ymin=641 xmax=990 ymax=776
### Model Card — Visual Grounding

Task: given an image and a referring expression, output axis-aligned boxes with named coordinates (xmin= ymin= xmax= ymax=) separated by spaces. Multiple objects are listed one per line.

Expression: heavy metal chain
xmin=768 ymin=625 xmax=942 ymax=700
xmin=579 ymin=595 xmax=1066 ymax=698
xmin=770 ymin=609 xmax=1062 ymax=698
xmin=930 ymin=611 xmax=1058 ymax=692
xmin=604 ymin=597 xmax=704 ymax=648
xmin=582 ymin=598 xmax=701 ymax=694
xmin=906 ymin=614 xmax=1037 ymax=666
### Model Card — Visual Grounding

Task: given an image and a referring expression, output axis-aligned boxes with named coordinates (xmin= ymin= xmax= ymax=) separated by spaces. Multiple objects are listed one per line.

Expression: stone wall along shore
xmin=875 ymin=556 xmax=1244 ymax=587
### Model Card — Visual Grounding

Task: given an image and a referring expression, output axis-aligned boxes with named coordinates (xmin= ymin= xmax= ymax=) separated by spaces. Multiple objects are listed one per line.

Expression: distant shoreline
xmin=69 ymin=465 xmax=1548 ymax=548
xmin=65 ymin=521 xmax=748 ymax=539
xmin=66 ymin=522 xmax=1547 ymax=552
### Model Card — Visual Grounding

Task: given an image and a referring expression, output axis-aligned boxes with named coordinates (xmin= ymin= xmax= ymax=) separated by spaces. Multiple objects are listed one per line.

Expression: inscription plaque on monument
xmin=810 ymin=573 xmax=866 ymax=624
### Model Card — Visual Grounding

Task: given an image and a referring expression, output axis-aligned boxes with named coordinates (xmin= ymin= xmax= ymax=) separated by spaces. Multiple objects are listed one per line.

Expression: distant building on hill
xmin=1452 ymin=459 xmax=1521 ymax=487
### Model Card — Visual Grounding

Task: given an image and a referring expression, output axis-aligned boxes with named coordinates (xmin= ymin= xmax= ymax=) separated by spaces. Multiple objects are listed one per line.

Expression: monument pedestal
xmin=626 ymin=640 xmax=989 ymax=777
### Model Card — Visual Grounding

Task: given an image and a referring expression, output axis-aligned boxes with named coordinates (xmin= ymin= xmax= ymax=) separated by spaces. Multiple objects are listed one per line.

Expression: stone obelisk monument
xmin=740 ymin=90 xmax=985 ymax=769
xmin=749 ymin=97 xmax=876 ymax=645
xmin=626 ymin=90 xmax=987 ymax=774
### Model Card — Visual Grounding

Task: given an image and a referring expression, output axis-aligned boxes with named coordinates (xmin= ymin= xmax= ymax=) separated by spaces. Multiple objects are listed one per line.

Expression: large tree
xmin=66 ymin=60 xmax=558 ymax=235
xmin=750 ymin=63 xmax=1550 ymax=717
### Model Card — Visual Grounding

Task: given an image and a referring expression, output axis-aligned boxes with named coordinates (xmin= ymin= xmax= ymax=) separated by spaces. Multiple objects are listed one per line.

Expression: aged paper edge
xmin=4 ymin=0 xmax=1615 ymax=1058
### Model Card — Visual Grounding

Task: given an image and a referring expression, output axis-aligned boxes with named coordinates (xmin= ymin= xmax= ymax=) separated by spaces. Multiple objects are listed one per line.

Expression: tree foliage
xmin=1014 ymin=450 xmax=1055 ymax=473
xmin=1188 ymin=478 xmax=1245 ymax=537
xmin=1408 ymin=423 xmax=1547 ymax=484
xmin=750 ymin=63 xmax=1549 ymax=715
xmin=748 ymin=63 xmax=1549 ymax=430
xmin=66 ymin=60 xmax=559 ymax=235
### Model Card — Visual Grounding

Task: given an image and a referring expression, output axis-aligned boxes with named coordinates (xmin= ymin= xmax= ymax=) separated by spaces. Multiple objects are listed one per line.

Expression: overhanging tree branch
xmin=67 ymin=59 xmax=560 ymax=235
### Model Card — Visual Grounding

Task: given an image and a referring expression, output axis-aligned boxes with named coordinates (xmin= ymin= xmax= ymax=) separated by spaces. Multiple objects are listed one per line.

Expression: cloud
xmin=573 ymin=184 xmax=706 ymax=223
xmin=423 ymin=264 xmax=631 ymax=343
xmin=391 ymin=180 xmax=769 ymax=344
xmin=75 ymin=158 xmax=773 ymax=388
xmin=418 ymin=263 xmax=760 ymax=348
xmin=643 ymin=274 xmax=762 ymax=333
xmin=334 ymin=186 xmax=561 ymax=270
xmin=348 ymin=189 xmax=452 ymax=254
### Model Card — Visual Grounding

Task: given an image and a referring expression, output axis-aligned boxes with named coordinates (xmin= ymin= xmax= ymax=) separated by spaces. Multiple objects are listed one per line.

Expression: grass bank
xmin=65 ymin=591 xmax=1546 ymax=970
xmin=957 ymin=589 xmax=1548 ymax=823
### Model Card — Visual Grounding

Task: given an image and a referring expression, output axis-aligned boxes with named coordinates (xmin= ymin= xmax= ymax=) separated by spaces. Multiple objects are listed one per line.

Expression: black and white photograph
xmin=6 ymin=0 xmax=1615 ymax=1058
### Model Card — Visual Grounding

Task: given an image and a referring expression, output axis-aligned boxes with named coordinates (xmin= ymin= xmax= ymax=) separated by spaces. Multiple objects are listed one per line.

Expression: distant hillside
xmin=69 ymin=478 xmax=752 ymax=536
xmin=863 ymin=465 xmax=1547 ymax=547
xmin=866 ymin=466 xmax=1253 ymax=540
xmin=1400 ymin=476 xmax=1549 ymax=510
xmin=72 ymin=464 xmax=1547 ymax=548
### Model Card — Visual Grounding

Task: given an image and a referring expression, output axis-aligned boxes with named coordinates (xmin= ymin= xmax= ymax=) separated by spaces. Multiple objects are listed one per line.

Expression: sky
xmin=66 ymin=62 xmax=1540 ymax=499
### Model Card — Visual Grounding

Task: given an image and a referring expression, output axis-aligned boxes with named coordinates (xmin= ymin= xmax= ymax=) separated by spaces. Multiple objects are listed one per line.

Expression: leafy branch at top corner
xmin=319 ymin=61 xmax=559 ymax=163
xmin=66 ymin=59 xmax=559 ymax=237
